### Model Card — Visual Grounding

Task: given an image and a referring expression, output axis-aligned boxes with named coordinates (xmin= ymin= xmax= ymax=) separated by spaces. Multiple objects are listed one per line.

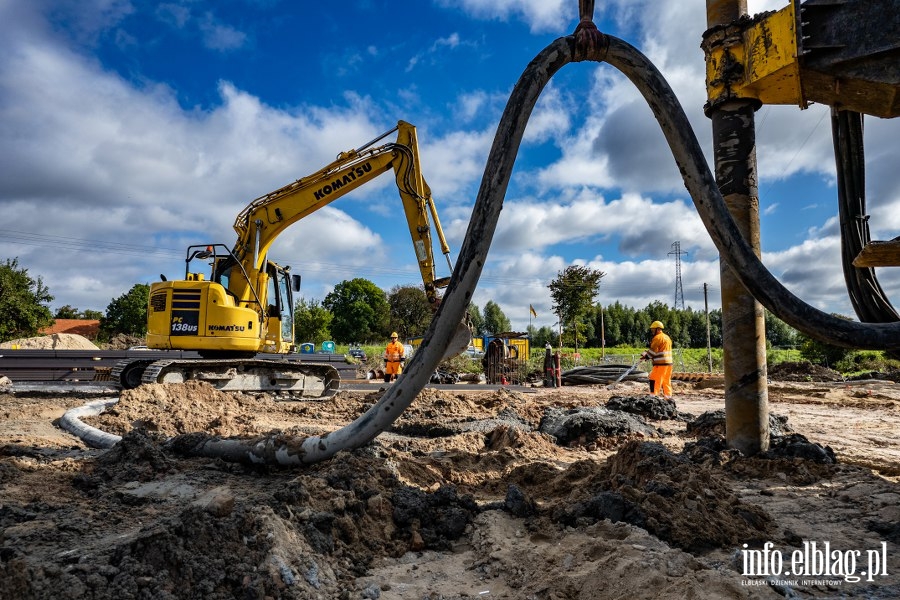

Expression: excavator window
xmin=266 ymin=274 xmax=278 ymax=318
xmin=212 ymin=256 xmax=242 ymax=303
xmin=277 ymin=273 xmax=293 ymax=340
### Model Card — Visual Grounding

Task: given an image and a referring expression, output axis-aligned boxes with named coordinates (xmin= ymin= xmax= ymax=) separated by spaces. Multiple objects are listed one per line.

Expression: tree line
xmin=0 ymin=257 xmax=818 ymax=359
xmin=0 ymin=258 xmax=149 ymax=342
xmin=295 ymin=278 xmax=515 ymax=345
xmin=531 ymin=265 xmax=801 ymax=351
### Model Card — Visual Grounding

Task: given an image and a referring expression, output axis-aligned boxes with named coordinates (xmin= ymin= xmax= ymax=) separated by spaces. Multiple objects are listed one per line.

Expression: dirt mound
xmin=602 ymin=441 xmax=776 ymax=552
xmin=3 ymin=435 xmax=467 ymax=599
xmin=685 ymin=409 xmax=793 ymax=438
xmin=102 ymin=333 xmax=144 ymax=350
xmin=606 ymin=394 xmax=680 ymax=420
xmin=85 ymin=382 xmax=374 ymax=439
xmin=4 ymin=383 xmax=900 ymax=597
xmin=768 ymin=360 xmax=843 ymax=382
xmin=539 ymin=406 xmax=659 ymax=448
xmin=0 ymin=333 xmax=98 ymax=350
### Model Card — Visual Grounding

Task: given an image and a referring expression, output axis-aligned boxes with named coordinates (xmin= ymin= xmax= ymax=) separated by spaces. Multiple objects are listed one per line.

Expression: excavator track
xmin=111 ymin=358 xmax=340 ymax=397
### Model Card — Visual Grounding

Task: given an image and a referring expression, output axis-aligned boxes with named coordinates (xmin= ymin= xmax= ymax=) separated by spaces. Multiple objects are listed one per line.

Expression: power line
xmin=0 ymin=229 xmax=184 ymax=259
xmin=759 ymin=105 xmax=829 ymax=199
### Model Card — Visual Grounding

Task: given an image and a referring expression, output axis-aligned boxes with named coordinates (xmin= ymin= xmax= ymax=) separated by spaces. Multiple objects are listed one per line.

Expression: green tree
xmin=293 ymin=297 xmax=332 ymax=344
xmin=798 ymin=313 xmax=853 ymax=368
xmin=549 ymin=265 xmax=605 ymax=350
xmin=765 ymin=310 xmax=799 ymax=348
xmin=388 ymin=285 xmax=431 ymax=339
xmin=323 ymin=278 xmax=389 ymax=343
xmin=467 ymin=303 xmax=485 ymax=336
xmin=598 ymin=301 xmax=629 ymax=347
xmin=99 ymin=284 xmax=150 ymax=339
xmin=0 ymin=258 xmax=54 ymax=341
xmin=54 ymin=305 xmax=80 ymax=319
xmin=529 ymin=324 xmax=557 ymax=349
xmin=81 ymin=309 xmax=103 ymax=320
xmin=685 ymin=307 xmax=711 ymax=349
xmin=483 ymin=300 xmax=511 ymax=334
xmin=708 ymin=309 xmax=723 ymax=347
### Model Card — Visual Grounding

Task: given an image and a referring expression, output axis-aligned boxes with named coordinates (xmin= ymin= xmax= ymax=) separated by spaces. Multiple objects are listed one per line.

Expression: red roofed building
xmin=40 ymin=319 xmax=101 ymax=340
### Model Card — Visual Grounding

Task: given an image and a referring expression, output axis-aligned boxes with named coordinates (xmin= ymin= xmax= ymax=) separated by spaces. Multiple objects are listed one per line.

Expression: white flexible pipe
xmin=59 ymin=398 xmax=122 ymax=449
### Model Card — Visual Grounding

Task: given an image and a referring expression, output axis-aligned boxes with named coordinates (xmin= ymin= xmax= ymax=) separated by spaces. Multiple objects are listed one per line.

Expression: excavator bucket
xmin=442 ymin=319 xmax=474 ymax=360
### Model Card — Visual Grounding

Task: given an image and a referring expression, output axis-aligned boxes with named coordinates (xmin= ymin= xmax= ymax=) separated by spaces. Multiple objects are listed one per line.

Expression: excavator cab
xmin=119 ymin=243 xmax=337 ymax=394
xmin=146 ymin=244 xmax=298 ymax=357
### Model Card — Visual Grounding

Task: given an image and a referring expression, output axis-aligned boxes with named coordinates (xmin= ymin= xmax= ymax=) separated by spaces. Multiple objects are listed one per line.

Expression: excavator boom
xmin=230 ymin=121 xmax=451 ymax=305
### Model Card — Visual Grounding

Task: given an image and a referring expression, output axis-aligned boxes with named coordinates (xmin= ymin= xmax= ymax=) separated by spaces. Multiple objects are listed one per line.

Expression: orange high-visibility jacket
xmin=383 ymin=340 xmax=405 ymax=362
xmin=383 ymin=340 xmax=406 ymax=375
xmin=646 ymin=332 xmax=673 ymax=365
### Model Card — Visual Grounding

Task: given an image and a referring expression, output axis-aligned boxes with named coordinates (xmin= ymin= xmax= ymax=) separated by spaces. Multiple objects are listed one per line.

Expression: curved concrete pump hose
xmin=161 ymin=47 xmax=558 ymax=465
xmin=161 ymin=27 xmax=900 ymax=466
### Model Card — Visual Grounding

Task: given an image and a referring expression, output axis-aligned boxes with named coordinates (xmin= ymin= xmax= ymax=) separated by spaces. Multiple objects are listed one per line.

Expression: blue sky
xmin=2 ymin=0 xmax=899 ymax=332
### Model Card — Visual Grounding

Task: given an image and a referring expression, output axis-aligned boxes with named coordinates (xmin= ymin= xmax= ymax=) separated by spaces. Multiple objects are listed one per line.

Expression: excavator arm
xmin=229 ymin=121 xmax=453 ymax=307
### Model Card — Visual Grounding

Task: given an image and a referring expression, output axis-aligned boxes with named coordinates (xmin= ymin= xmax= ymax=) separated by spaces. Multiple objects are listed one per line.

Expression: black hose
xmin=601 ymin=36 xmax=900 ymax=349
xmin=170 ymin=24 xmax=900 ymax=467
xmin=832 ymin=109 xmax=898 ymax=324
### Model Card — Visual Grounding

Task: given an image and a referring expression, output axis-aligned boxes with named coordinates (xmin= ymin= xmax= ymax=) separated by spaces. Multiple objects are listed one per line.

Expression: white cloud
xmin=457 ymin=191 xmax=713 ymax=259
xmin=763 ymin=236 xmax=854 ymax=315
xmin=198 ymin=13 xmax=247 ymax=52
xmin=455 ymin=91 xmax=488 ymax=122
xmin=406 ymin=30 xmax=476 ymax=73
xmin=418 ymin=128 xmax=495 ymax=199
xmin=156 ymin=3 xmax=190 ymax=29
xmin=42 ymin=0 xmax=135 ymax=45
xmin=522 ymin=85 xmax=572 ymax=146
xmin=0 ymin=5 xmax=398 ymax=310
xmin=436 ymin=0 xmax=571 ymax=33
xmin=433 ymin=33 xmax=460 ymax=50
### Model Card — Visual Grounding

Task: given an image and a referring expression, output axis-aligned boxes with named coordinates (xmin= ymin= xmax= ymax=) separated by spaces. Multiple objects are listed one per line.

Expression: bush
xmin=835 ymin=350 xmax=900 ymax=375
xmin=798 ymin=337 xmax=851 ymax=369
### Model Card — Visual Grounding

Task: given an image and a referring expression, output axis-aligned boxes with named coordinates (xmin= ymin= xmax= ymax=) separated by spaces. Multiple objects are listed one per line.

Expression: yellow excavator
xmin=112 ymin=121 xmax=471 ymax=395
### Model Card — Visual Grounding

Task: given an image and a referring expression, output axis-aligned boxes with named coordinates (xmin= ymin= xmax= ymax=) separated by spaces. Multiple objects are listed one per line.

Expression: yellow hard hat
xmin=650 ymin=320 xmax=665 ymax=330
xmin=390 ymin=332 xmax=399 ymax=338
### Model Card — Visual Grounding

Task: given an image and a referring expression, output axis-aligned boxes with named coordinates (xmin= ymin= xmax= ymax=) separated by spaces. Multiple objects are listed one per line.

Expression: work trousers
xmin=648 ymin=364 xmax=673 ymax=398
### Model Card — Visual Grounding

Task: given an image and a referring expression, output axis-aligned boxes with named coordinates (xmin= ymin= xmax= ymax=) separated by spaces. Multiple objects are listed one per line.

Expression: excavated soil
xmin=0 ymin=333 xmax=100 ymax=350
xmin=2 ymin=375 xmax=900 ymax=599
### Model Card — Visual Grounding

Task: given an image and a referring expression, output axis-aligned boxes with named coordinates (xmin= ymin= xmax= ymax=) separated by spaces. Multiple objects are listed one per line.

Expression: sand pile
xmin=0 ymin=333 xmax=99 ymax=350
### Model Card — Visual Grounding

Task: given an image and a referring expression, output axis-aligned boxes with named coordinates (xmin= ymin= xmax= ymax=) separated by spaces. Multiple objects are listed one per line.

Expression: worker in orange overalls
xmin=641 ymin=320 xmax=673 ymax=400
xmin=382 ymin=332 xmax=406 ymax=383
